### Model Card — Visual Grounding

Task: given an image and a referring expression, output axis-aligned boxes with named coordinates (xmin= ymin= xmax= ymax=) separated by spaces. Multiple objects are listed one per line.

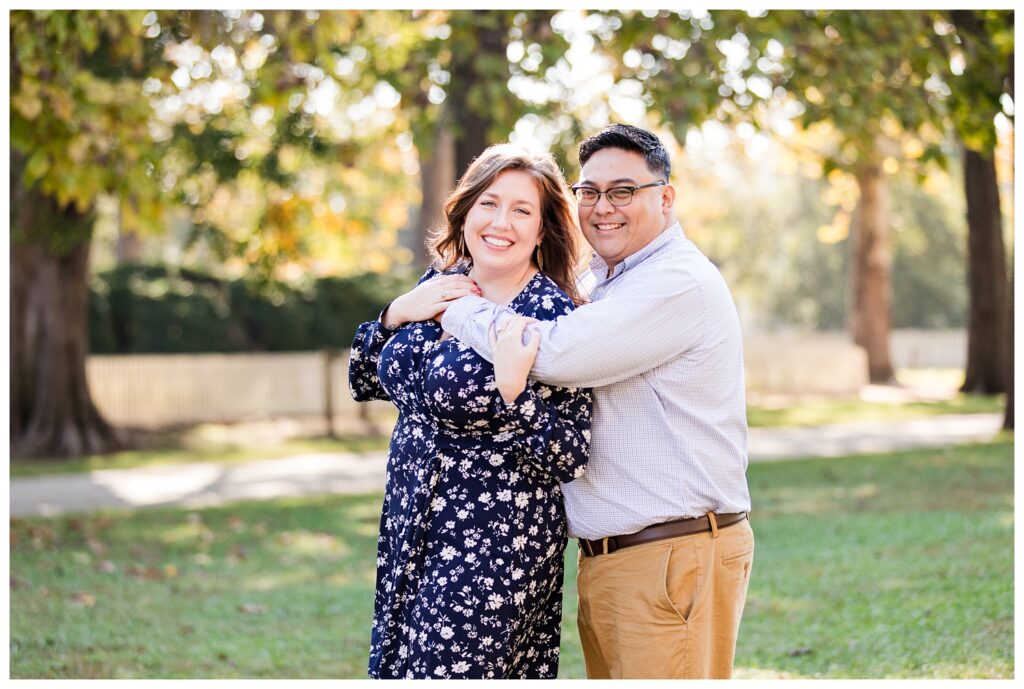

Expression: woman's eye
xmin=515 ymin=208 xmax=531 ymax=215
xmin=480 ymin=200 xmax=497 ymax=208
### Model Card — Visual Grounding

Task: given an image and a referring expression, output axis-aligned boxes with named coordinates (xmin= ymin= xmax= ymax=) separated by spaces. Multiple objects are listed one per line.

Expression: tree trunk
xmin=1004 ymin=271 xmax=1014 ymax=429
xmin=412 ymin=121 xmax=456 ymax=267
xmin=11 ymin=152 xmax=120 ymax=459
xmin=960 ymin=145 xmax=1009 ymax=394
xmin=851 ymin=157 xmax=896 ymax=384
xmin=447 ymin=12 xmax=506 ymax=175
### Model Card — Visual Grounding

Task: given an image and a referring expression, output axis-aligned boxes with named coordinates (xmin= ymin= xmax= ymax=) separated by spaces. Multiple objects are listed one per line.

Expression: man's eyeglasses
xmin=570 ymin=180 xmax=667 ymax=207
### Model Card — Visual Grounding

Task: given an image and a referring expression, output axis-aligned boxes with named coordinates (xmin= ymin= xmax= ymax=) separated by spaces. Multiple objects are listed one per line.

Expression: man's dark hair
xmin=578 ymin=124 xmax=671 ymax=181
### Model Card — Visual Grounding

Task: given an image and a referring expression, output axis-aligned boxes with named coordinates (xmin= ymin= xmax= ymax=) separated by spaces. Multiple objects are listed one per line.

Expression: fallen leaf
xmin=86 ymin=538 xmax=108 ymax=557
xmin=97 ymin=560 xmax=117 ymax=574
xmin=126 ymin=564 xmax=164 ymax=581
xmin=238 ymin=602 xmax=267 ymax=614
xmin=787 ymin=647 xmax=814 ymax=657
xmin=164 ymin=564 xmax=179 ymax=578
xmin=71 ymin=592 xmax=97 ymax=608
xmin=227 ymin=515 xmax=245 ymax=532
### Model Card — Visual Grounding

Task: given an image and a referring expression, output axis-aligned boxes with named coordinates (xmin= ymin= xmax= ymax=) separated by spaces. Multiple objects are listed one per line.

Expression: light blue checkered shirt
xmin=442 ymin=222 xmax=751 ymax=540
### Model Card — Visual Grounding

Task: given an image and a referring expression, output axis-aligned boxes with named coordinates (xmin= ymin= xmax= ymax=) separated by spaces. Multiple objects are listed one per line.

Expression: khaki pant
xmin=576 ymin=517 xmax=754 ymax=679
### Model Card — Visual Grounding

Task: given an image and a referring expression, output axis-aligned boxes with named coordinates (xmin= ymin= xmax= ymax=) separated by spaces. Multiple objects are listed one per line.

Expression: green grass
xmin=9 ymin=438 xmax=1013 ymax=678
xmin=746 ymin=392 xmax=1004 ymax=428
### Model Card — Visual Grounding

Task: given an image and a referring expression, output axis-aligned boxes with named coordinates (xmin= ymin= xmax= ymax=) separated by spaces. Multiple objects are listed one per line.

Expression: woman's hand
xmin=382 ymin=275 xmax=481 ymax=329
xmin=491 ymin=316 xmax=541 ymax=404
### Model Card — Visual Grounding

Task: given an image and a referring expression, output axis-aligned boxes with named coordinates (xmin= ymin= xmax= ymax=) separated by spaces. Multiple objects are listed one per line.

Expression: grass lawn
xmin=9 ymin=438 xmax=1013 ymax=678
xmin=9 ymin=393 xmax=1004 ymax=478
xmin=745 ymin=392 xmax=1003 ymax=428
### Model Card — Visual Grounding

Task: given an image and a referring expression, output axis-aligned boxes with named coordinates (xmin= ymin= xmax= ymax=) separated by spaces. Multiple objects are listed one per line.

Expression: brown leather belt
xmin=579 ymin=512 xmax=748 ymax=557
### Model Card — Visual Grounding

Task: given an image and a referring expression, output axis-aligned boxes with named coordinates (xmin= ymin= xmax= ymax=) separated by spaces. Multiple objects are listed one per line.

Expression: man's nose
xmin=594 ymin=192 xmax=616 ymax=213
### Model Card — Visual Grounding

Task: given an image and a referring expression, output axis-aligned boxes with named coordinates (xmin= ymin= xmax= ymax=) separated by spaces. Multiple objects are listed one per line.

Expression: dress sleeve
xmin=492 ymin=288 xmax=592 ymax=484
xmin=347 ymin=316 xmax=394 ymax=402
xmin=494 ymin=382 xmax=592 ymax=484
xmin=347 ymin=266 xmax=438 ymax=402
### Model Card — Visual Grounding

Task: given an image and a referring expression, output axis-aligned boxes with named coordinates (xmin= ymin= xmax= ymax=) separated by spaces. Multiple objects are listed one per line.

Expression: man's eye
xmin=608 ymin=188 xmax=633 ymax=201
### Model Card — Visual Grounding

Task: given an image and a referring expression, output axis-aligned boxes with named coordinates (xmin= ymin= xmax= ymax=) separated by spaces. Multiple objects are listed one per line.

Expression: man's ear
xmin=662 ymin=184 xmax=676 ymax=212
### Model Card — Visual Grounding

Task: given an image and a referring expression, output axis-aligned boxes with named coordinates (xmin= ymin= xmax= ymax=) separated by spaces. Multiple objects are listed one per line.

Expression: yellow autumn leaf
xmin=24 ymin=151 xmax=49 ymax=183
xmin=47 ymin=86 xmax=75 ymax=122
xmin=67 ymin=135 xmax=91 ymax=164
xmin=12 ymin=92 xmax=43 ymax=120
xmin=71 ymin=592 xmax=97 ymax=608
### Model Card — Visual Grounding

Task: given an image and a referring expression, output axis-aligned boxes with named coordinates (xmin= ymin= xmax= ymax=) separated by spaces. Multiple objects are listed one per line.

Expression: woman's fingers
xmin=431 ymin=275 xmax=481 ymax=303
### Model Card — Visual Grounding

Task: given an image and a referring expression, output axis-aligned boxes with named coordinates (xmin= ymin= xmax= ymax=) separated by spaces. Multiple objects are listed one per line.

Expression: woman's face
xmin=463 ymin=170 xmax=543 ymax=277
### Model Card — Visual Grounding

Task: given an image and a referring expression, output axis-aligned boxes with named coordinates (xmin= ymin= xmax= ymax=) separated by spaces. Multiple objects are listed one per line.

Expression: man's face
xmin=577 ymin=147 xmax=674 ymax=272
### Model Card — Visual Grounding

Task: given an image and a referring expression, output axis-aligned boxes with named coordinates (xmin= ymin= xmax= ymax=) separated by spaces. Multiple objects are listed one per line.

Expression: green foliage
xmin=88 ymin=263 xmax=420 ymax=354
xmin=11 ymin=10 xmax=164 ymax=238
xmin=932 ymin=10 xmax=1014 ymax=154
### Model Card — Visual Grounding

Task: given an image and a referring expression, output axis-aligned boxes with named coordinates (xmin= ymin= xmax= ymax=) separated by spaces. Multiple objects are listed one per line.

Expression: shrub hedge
xmin=89 ymin=263 xmax=422 ymax=354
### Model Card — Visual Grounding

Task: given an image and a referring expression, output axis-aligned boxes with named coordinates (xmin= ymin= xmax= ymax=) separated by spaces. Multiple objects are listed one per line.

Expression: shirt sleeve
xmin=441 ymin=267 xmax=706 ymax=388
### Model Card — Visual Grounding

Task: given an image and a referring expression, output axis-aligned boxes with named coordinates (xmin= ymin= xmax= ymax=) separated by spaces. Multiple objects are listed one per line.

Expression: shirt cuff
xmin=441 ymin=296 xmax=517 ymax=339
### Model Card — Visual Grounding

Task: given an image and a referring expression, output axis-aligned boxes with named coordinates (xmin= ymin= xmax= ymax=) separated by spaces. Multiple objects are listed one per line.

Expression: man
xmin=441 ymin=124 xmax=753 ymax=679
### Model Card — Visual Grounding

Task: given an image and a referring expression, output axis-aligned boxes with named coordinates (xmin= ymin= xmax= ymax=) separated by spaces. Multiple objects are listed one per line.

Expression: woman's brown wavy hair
xmin=428 ymin=143 xmax=586 ymax=305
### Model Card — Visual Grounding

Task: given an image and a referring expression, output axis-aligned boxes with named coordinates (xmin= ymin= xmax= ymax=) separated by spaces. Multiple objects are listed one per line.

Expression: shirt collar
xmin=588 ymin=221 xmax=685 ymax=279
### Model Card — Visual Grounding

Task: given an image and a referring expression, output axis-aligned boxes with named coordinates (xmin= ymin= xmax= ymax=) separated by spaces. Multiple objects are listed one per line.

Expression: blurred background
xmin=10 ymin=9 xmax=1013 ymax=460
xmin=8 ymin=9 xmax=1014 ymax=679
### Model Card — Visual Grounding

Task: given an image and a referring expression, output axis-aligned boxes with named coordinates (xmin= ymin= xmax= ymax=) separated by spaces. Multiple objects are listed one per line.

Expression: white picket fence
xmin=85 ymin=330 xmax=966 ymax=428
xmin=889 ymin=328 xmax=966 ymax=368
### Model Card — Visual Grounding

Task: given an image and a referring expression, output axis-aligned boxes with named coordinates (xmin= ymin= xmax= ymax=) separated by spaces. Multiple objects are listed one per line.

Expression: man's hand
xmin=382 ymin=275 xmax=481 ymax=329
xmin=491 ymin=315 xmax=540 ymax=404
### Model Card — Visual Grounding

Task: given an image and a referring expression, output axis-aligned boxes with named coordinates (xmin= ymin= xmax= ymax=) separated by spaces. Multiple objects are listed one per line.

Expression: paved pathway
xmin=10 ymin=413 xmax=1006 ymax=518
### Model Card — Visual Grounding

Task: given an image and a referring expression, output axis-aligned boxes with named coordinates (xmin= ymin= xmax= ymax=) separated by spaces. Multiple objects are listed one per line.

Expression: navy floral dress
xmin=348 ymin=267 xmax=592 ymax=679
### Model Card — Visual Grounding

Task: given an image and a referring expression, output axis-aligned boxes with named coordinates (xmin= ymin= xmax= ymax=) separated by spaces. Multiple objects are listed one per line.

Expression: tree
xmin=600 ymin=10 xmax=955 ymax=383
xmin=934 ymin=11 xmax=1013 ymax=401
xmin=10 ymin=10 xmax=413 ymax=458
xmin=11 ymin=11 xmax=160 ymax=457
xmin=390 ymin=10 xmax=569 ymax=266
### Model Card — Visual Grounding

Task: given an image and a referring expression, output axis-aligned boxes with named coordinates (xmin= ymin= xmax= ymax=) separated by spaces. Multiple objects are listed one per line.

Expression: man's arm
xmin=442 ymin=269 xmax=706 ymax=388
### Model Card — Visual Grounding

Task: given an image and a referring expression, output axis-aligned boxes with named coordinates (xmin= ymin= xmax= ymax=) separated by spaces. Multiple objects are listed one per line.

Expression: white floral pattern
xmin=349 ymin=267 xmax=592 ymax=679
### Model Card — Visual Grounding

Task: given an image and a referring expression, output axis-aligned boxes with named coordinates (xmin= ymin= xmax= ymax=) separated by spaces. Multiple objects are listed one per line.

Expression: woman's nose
xmin=491 ymin=210 xmax=511 ymax=229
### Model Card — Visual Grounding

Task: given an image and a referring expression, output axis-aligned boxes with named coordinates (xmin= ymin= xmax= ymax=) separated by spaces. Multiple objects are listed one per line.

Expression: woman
xmin=348 ymin=144 xmax=592 ymax=679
